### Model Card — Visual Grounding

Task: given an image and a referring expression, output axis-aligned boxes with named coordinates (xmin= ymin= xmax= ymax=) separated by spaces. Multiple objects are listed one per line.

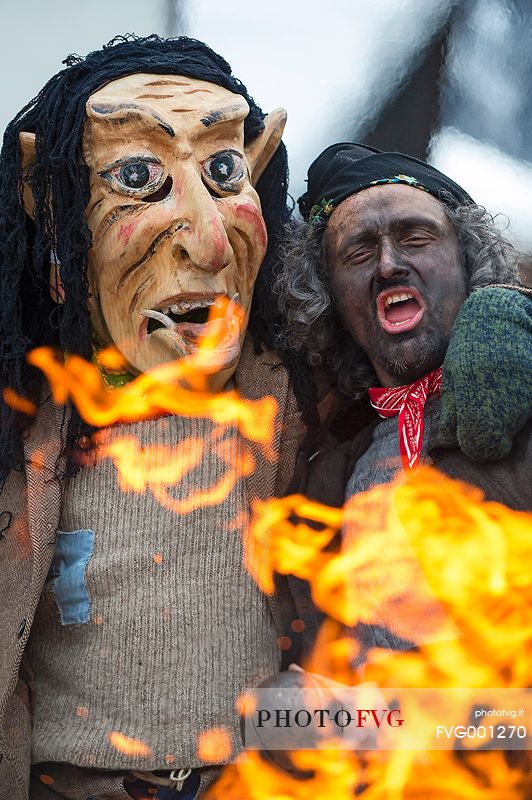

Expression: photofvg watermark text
xmin=242 ymin=687 xmax=530 ymax=750
xmin=474 ymin=707 xmax=525 ymax=719
xmin=256 ymin=707 xmax=404 ymax=729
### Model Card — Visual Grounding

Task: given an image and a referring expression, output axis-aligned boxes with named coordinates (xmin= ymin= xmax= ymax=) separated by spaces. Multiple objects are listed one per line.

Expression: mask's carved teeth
xmin=141 ymin=294 xmax=242 ymax=336
xmin=161 ymin=299 xmax=215 ymax=316
xmin=140 ymin=309 xmax=175 ymax=329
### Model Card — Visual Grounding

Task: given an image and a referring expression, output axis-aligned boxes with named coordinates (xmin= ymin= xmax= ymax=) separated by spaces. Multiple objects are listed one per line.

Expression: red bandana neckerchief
xmin=368 ymin=366 xmax=442 ymax=471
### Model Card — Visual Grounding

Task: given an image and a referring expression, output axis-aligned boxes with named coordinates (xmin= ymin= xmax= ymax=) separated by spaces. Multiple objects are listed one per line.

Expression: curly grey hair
xmin=274 ymin=203 xmax=521 ymax=399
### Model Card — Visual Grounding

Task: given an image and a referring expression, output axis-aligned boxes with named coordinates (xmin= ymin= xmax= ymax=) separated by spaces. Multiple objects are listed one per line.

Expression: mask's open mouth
xmin=138 ymin=293 xmax=242 ymax=357
xmin=146 ymin=306 xmax=211 ymax=333
xmin=140 ymin=297 xmax=219 ymax=337
xmin=377 ymin=287 xmax=425 ymax=334
xmin=138 ymin=294 xmax=243 ymax=375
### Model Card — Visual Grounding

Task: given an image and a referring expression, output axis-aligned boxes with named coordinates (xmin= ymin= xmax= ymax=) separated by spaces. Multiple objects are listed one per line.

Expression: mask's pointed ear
xmin=245 ymin=108 xmax=287 ymax=186
xmin=19 ymin=131 xmax=36 ymax=218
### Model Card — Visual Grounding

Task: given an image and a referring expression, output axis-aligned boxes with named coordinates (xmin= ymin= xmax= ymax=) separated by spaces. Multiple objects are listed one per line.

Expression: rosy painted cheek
xmin=233 ymin=201 xmax=268 ymax=252
xmin=117 ymin=219 xmax=141 ymax=246
xmin=99 ymin=213 xmax=164 ymax=267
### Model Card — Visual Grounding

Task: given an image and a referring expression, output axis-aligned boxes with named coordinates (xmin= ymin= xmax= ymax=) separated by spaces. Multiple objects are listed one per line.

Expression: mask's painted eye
xmin=102 ymin=158 xmax=164 ymax=194
xmin=203 ymin=151 xmax=244 ymax=189
xmin=120 ymin=162 xmax=151 ymax=188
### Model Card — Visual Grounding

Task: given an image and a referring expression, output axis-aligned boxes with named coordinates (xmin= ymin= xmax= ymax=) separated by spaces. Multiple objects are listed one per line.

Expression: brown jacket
xmin=291 ymin=409 xmax=532 ymax=513
xmin=0 ymin=338 xmax=308 ymax=800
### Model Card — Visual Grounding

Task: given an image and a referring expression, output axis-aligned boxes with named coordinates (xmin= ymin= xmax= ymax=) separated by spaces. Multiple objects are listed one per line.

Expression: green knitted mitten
xmin=440 ymin=286 xmax=532 ymax=462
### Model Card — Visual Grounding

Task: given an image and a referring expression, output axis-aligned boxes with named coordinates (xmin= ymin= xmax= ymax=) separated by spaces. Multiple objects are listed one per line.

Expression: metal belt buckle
xmin=169 ymin=768 xmax=192 ymax=791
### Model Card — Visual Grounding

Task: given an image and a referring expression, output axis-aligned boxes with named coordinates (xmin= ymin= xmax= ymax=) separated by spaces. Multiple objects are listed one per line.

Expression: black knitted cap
xmin=298 ymin=142 xmax=473 ymax=222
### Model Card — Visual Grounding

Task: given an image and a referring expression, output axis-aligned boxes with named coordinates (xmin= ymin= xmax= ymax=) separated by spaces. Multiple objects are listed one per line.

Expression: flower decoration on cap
xmin=369 ymin=174 xmax=429 ymax=190
xmin=308 ymin=197 xmax=335 ymax=224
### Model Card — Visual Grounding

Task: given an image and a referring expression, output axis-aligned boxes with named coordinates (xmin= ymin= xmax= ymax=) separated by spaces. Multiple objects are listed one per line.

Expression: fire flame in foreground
xmin=249 ymin=469 xmax=531 ymax=689
xmin=107 ymin=731 xmax=152 ymax=758
xmin=232 ymin=468 xmax=531 ymax=799
xmin=25 ymin=344 xmax=276 ymax=453
xmin=8 ymin=308 xmax=531 ymax=799
xmin=5 ymin=300 xmax=277 ymax=511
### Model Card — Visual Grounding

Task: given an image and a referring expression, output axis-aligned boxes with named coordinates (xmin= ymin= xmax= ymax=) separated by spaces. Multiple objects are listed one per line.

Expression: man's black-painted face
xmin=324 ymin=184 xmax=468 ymax=387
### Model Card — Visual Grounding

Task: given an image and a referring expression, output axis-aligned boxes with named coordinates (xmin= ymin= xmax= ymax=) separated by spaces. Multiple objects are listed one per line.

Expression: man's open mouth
xmin=376 ymin=287 xmax=425 ymax=334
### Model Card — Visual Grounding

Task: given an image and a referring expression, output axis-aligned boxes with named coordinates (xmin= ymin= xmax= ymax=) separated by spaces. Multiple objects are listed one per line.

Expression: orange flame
xmin=2 ymin=387 xmax=36 ymax=416
xmin=246 ymin=495 xmax=342 ymax=594
xmin=107 ymin=731 xmax=152 ymax=758
xmin=360 ymin=749 xmax=528 ymax=800
xmin=248 ymin=467 xmax=531 ymax=681
xmin=89 ymin=427 xmax=255 ymax=515
xmin=197 ymin=727 xmax=233 ymax=763
xmin=7 ymin=298 xmax=279 ymax=513
xmin=203 ymin=749 xmax=362 ymax=800
xmin=94 ymin=345 xmax=129 ymax=371
xmin=235 ymin=466 xmax=532 ymax=799
xmin=25 ymin=344 xmax=276 ymax=451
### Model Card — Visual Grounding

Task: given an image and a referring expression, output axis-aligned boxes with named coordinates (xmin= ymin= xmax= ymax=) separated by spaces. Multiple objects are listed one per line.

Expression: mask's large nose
xmin=170 ymin=169 xmax=233 ymax=273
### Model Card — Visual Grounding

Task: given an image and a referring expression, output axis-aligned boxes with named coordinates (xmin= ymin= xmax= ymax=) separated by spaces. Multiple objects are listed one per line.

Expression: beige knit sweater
xmin=26 ymin=413 xmax=281 ymax=771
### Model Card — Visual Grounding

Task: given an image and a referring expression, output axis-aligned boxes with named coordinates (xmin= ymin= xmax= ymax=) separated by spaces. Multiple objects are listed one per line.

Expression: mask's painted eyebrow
xmin=144 ymin=79 xmax=192 ymax=87
xmin=88 ymin=102 xmax=175 ymax=138
xmin=200 ymin=101 xmax=249 ymax=128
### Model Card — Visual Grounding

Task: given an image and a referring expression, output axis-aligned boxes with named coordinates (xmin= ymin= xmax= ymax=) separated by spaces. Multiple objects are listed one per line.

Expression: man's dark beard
xmin=379 ymin=327 xmax=449 ymax=384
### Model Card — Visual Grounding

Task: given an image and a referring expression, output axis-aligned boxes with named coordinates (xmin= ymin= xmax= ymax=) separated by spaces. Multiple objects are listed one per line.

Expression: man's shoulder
xmin=234 ymin=335 xmax=289 ymax=399
xmin=431 ymin=418 xmax=532 ymax=511
xmin=287 ymin=413 xmax=532 ymax=513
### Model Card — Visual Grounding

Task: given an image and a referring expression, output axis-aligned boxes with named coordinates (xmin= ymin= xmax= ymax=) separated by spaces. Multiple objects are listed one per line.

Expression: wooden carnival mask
xmin=19 ymin=74 xmax=286 ymax=391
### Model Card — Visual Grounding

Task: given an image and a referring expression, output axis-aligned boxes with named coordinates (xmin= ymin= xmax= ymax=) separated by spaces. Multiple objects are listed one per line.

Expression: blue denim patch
xmin=48 ymin=529 xmax=95 ymax=625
